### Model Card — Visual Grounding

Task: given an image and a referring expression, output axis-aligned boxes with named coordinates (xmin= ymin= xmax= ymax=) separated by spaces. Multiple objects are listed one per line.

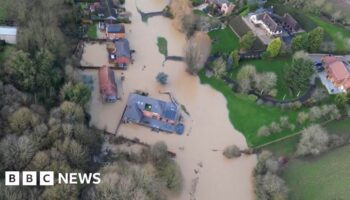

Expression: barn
xmin=98 ymin=65 xmax=118 ymax=103
xmin=0 ymin=26 xmax=17 ymax=44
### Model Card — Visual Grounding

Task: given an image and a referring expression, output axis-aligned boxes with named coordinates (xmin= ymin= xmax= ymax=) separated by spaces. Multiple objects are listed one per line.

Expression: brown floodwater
xmin=81 ymin=0 xmax=257 ymax=199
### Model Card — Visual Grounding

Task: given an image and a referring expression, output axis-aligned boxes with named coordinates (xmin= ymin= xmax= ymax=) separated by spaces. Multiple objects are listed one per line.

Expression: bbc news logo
xmin=5 ymin=171 xmax=101 ymax=186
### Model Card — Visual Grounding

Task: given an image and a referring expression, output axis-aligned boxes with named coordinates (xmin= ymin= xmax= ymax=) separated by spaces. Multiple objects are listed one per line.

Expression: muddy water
xmin=83 ymin=0 xmax=257 ymax=199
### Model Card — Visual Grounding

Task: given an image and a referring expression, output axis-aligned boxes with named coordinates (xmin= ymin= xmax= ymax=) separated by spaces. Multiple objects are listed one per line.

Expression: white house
xmin=0 ymin=26 xmax=17 ymax=44
xmin=206 ymin=0 xmax=235 ymax=16
xmin=250 ymin=12 xmax=283 ymax=36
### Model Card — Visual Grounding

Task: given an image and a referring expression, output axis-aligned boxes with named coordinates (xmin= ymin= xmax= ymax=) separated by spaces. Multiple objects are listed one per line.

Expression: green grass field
xmin=230 ymin=58 xmax=294 ymax=100
xmin=208 ymin=27 xmax=239 ymax=54
xmin=284 ymin=145 xmax=350 ymax=200
xmin=308 ymin=15 xmax=350 ymax=53
xmin=157 ymin=37 xmax=168 ymax=57
xmin=199 ymin=71 xmax=306 ymax=147
xmin=263 ymin=117 xmax=350 ymax=156
xmin=87 ymin=24 xmax=97 ymax=39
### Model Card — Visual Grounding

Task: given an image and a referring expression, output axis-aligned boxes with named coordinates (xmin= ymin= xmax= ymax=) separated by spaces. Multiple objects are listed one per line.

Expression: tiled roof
xmin=106 ymin=24 xmax=125 ymax=33
xmin=257 ymin=12 xmax=282 ymax=33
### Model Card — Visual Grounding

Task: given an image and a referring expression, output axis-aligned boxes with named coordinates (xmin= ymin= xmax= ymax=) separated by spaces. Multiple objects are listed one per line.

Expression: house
xmin=123 ymin=93 xmax=184 ymax=134
xmin=105 ymin=24 xmax=125 ymax=40
xmin=89 ymin=2 xmax=101 ymax=13
xmin=95 ymin=0 xmax=118 ymax=22
xmin=0 ymin=26 xmax=17 ymax=44
xmin=250 ymin=12 xmax=283 ymax=36
xmin=322 ymin=56 xmax=350 ymax=92
xmin=281 ymin=13 xmax=300 ymax=34
xmin=110 ymin=38 xmax=131 ymax=68
xmin=98 ymin=65 xmax=118 ymax=103
xmin=206 ymin=0 xmax=235 ymax=15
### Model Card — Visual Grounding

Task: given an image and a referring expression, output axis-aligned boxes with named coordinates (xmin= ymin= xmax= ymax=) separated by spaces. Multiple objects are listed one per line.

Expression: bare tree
xmin=296 ymin=124 xmax=329 ymax=156
xmin=223 ymin=145 xmax=241 ymax=158
xmin=237 ymin=64 xmax=256 ymax=93
xmin=212 ymin=57 xmax=227 ymax=78
xmin=184 ymin=32 xmax=211 ymax=74
xmin=255 ymin=72 xmax=277 ymax=94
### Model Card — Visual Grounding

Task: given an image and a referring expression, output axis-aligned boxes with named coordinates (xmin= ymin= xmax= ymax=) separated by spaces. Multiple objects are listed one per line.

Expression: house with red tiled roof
xmin=322 ymin=56 xmax=350 ymax=92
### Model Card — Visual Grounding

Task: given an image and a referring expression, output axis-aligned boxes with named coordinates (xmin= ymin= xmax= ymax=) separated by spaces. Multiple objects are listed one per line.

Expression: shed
xmin=0 ymin=26 xmax=17 ymax=44
xmin=98 ymin=65 xmax=118 ymax=103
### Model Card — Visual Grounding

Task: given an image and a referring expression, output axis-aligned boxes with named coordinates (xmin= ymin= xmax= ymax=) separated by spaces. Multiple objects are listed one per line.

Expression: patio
xmin=318 ymin=71 xmax=345 ymax=94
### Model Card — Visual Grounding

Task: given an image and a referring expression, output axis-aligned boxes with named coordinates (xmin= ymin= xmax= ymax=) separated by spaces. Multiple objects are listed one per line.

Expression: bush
xmin=60 ymin=82 xmax=91 ymax=106
xmin=223 ymin=145 xmax=241 ymax=158
xmin=158 ymin=159 xmax=183 ymax=193
xmin=257 ymin=126 xmax=271 ymax=137
xmin=156 ymin=72 xmax=168 ymax=85
xmin=151 ymin=141 xmax=168 ymax=167
xmin=297 ymin=111 xmax=309 ymax=125
xmin=269 ymin=122 xmax=281 ymax=134
xmin=308 ymin=106 xmax=322 ymax=121
xmin=9 ymin=107 xmax=40 ymax=133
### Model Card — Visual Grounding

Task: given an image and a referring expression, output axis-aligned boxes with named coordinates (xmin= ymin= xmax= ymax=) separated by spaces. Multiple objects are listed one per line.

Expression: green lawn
xmin=230 ymin=58 xmax=294 ymax=100
xmin=284 ymin=145 xmax=350 ymax=200
xmin=87 ymin=24 xmax=97 ymax=39
xmin=0 ymin=45 xmax=14 ymax=62
xmin=308 ymin=15 xmax=350 ymax=53
xmin=208 ymin=27 xmax=239 ymax=54
xmin=157 ymin=37 xmax=168 ymax=57
xmin=199 ymin=71 xmax=304 ymax=147
xmin=263 ymin=117 xmax=350 ymax=156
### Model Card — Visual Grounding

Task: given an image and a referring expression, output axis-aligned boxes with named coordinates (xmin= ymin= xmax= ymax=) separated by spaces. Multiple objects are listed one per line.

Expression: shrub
xmin=156 ymin=72 xmax=168 ymax=85
xmin=9 ymin=107 xmax=39 ymax=133
xmin=269 ymin=122 xmax=281 ymax=134
xmin=60 ymin=82 xmax=91 ymax=106
xmin=308 ymin=106 xmax=322 ymax=121
xmin=151 ymin=141 xmax=168 ymax=167
xmin=257 ymin=126 xmax=271 ymax=137
xmin=223 ymin=145 xmax=241 ymax=158
xmin=297 ymin=111 xmax=309 ymax=125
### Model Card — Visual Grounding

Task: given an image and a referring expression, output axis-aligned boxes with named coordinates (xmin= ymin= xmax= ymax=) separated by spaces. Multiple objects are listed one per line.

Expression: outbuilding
xmin=98 ymin=65 xmax=118 ymax=103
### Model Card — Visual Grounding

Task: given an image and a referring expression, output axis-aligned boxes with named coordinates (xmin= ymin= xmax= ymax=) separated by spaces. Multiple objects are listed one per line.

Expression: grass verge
xmin=199 ymin=70 xmax=304 ymax=147
xmin=284 ymin=145 xmax=350 ymax=200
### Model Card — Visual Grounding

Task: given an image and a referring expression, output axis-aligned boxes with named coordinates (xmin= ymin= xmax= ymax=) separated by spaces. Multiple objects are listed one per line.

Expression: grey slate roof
xmin=106 ymin=24 xmax=125 ymax=33
xmin=257 ymin=12 xmax=282 ymax=33
xmin=115 ymin=39 xmax=131 ymax=58
xmin=282 ymin=13 xmax=299 ymax=32
xmin=123 ymin=93 xmax=181 ymax=133
xmin=97 ymin=0 xmax=118 ymax=20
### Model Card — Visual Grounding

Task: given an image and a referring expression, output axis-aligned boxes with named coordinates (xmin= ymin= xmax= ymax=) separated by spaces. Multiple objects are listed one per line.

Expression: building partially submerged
xmin=109 ymin=38 xmax=131 ymax=68
xmin=91 ymin=0 xmax=118 ymax=22
xmin=0 ymin=26 xmax=17 ymax=44
xmin=322 ymin=56 xmax=350 ymax=92
xmin=105 ymin=24 xmax=125 ymax=40
xmin=123 ymin=93 xmax=185 ymax=134
xmin=98 ymin=65 xmax=118 ymax=103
